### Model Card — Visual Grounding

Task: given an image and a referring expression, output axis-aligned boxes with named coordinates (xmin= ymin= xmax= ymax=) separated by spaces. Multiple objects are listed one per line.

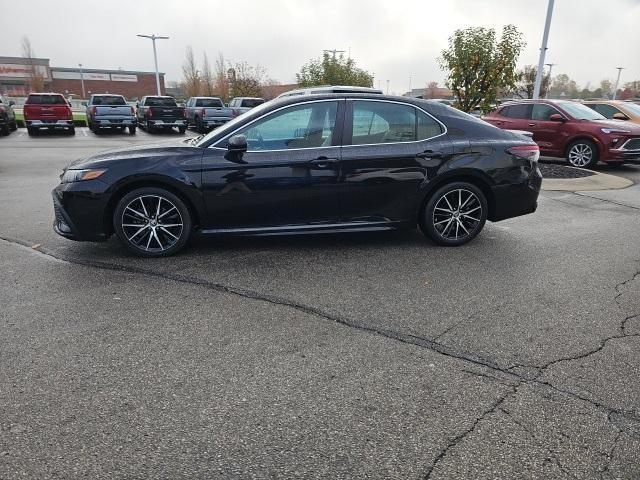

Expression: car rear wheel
xmin=195 ymin=117 xmax=206 ymax=134
xmin=566 ymin=140 xmax=598 ymax=168
xmin=421 ymin=182 xmax=488 ymax=246
xmin=10 ymin=121 xmax=17 ymax=131
xmin=146 ymin=121 xmax=155 ymax=133
xmin=68 ymin=127 xmax=75 ymax=135
xmin=129 ymin=126 xmax=136 ymax=135
xmin=113 ymin=187 xmax=192 ymax=257
xmin=0 ymin=125 xmax=9 ymax=135
xmin=178 ymin=126 xmax=187 ymax=134
xmin=27 ymin=126 xmax=36 ymax=136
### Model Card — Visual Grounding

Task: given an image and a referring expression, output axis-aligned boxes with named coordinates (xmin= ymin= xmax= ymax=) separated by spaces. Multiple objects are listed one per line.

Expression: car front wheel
xmin=566 ymin=140 xmax=598 ymax=168
xmin=113 ymin=187 xmax=192 ymax=257
xmin=421 ymin=182 xmax=488 ymax=246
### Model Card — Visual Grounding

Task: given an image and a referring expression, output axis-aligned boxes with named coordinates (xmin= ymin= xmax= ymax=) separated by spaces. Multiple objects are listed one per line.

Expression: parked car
xmin=277 ymin=86 xmax=383 ymax=98
xmin=583 ymin=100 xmax=640 ymax=124
xmin=229 ymin=97 xmax=264 ymax=116
xmin=52 ymin=94 xmax=541 ymax=257
xmin=483 ymin=99 xmax=640 ymax=168
xmin=136 ymin=96 xmax=186 ymax=134
xmin=85 ymin=94 xmax=136 ymax=134
xmin=23 ymin=93 xmax=74 ymax=135
xmin=0 ymin=95 xmax=18 ymax=135
xmin=185 ymin=97 xmax=233 ymax=133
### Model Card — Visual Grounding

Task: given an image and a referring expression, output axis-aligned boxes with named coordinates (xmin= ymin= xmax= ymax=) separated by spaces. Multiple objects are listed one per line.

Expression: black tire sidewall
xmin=566 ymin=139 xmax=598 ymax=168
xmin=422 ymin=182 xmax=488 ymax=246
xmin=113 ymin=187 xmax=192 ymax=257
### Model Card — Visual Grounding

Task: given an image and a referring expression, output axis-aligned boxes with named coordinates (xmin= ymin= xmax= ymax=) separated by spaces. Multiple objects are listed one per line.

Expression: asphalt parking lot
xmin=1 ymin=128 xmax=640 ymax=479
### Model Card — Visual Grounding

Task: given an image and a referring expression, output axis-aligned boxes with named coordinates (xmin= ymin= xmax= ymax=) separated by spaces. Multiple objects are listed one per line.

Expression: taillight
xmin=130 ymin=106 xmax=134 ymax=115
xmin=182 ymin=109 xmax=187 ymax=119
xmin=66 ymin=106 xmax=73 ymax=119
xmin=507 ymin=144 xmax=539 ymax=162
xmin=201 ymin=108 xmax=206 ymax=117
xmin=0 ymin=106 xmax=5 ymax=114
xmin=91 ymin=106 xmax=97 ymax=115
xmin=148 ymin=107 xmax=153 ymax=118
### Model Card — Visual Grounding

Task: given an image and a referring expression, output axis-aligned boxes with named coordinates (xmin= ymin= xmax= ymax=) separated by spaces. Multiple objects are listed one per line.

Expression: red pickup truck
xmin=24 ymin=93 xmax=75 ymax=135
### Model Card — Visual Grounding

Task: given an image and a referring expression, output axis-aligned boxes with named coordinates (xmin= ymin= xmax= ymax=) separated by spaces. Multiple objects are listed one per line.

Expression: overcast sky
xmin=3 ymin=0 xmax=639 ymax=94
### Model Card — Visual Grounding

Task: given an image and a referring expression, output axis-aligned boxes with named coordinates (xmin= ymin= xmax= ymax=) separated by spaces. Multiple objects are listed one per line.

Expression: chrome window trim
xmin=210 ymin=98 xmax=447 ymax=152
xmin=210 ymin=98 xmax=341 ymax=151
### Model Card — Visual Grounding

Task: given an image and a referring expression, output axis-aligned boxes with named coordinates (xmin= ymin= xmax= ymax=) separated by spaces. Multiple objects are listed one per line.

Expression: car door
xmin=527 ymin=103 xmax=566 ymax=155
xmin=339 ymin=99 xmax=451 ymax=223
xmin=200 ymin=99 xmax=344 ymax=229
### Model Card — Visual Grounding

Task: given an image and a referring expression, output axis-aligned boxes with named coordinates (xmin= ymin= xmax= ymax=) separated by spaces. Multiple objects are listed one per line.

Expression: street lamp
xmin=533 ymin=0 xmax=555 ymax=99
xmin=137 ymin=34 xmax=169 ymax=95
xmin=612 ymin=67 xmax=624 ymax=100
xmin=544 ymin=63 xmax=555 ymax=99
xmin=78 ymin=63 xmax=86 ymax=99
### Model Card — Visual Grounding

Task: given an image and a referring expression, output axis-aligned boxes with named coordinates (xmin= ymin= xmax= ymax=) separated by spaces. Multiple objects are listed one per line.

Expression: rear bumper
xmin=27 ymin=119 xmax=73 ymax=128
xmin=52 ymin=181 xmax=111 ymax=242
xmin=203 ymin=118 xmax=231 ymax=126
xmin=489 ymin=166 xmax=542 ymax=222
xmin=148 ymin=119 xmax=186 ymax=127
xmin=93 ymin=117 xmax=136 ymax=127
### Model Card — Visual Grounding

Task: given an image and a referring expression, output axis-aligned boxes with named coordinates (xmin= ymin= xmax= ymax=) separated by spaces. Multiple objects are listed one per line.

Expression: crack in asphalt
xmin=2 ymin=235 xmax=640 ymax=478
xmin=574 ymin=192 xmax=640 ymax=211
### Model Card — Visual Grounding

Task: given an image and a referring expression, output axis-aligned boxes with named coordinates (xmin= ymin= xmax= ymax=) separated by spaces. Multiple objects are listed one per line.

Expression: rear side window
xmin=501 ymin=104 xmax=531 ymax=119
xmin=531 ymin=104 xmax=559 ymax=120
xmin=196 ymin=98 xmax=224 ymax=108
xmin=241 ymin=99 xmax=264 ymax=108
xmin=145 ymin=97 xmax=177 ymax=107
xmin=417 ymin=110 xmax=443 ymax=140
xmin=26 ymin=94 xmax=67 ymax=105
xmin=92 ymin=95 xmax=126 ymax=106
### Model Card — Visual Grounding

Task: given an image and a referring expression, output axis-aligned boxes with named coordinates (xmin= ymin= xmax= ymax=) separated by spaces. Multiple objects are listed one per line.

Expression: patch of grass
xmin=13 ymin=110 xmax=87 ymax=128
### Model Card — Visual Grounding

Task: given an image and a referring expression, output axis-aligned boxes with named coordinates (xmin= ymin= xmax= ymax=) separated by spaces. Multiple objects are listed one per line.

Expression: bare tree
xmin=21 ymin=36 xmax=45 ymax=93
xmin=231 ymin=61 xmax=266 ymax=97
xmin=214 ymin=52 xmax=228 ymax=101
xmin=181 ymin=46 xmax=201 ymax=97
xmin=201 ymin=52 xmax=215 ymax=96
xmin=425 ymin=81 xmax=439 ymax=99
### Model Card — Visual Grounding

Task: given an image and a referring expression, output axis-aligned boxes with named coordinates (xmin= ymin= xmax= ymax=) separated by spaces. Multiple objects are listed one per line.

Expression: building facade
xmin=0 ymin=56 xmax=164 ymax=99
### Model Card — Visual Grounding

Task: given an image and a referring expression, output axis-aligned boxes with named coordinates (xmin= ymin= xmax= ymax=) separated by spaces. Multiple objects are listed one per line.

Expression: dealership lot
xmin=1 ymin=130 xmax=640 ymax=478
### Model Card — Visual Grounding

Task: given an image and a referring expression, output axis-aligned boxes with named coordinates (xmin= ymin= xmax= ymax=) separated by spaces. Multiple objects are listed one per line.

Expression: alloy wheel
xmin=432 ymin=189 xmax=483 ymax=241
xmin=568 ymin=143 xmax=593 ymax=167
xmin=121 ymin=195 xmax=183 ymax=252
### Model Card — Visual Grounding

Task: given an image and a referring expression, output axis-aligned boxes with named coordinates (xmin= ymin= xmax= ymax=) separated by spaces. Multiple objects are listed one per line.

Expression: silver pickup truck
xmin=228 ymin=97 xmax=265 ymax=117
xmin=85 ymin=94 xmax=136 ymax=134
xmin=185 ymin=97 xmax=233 ymax=133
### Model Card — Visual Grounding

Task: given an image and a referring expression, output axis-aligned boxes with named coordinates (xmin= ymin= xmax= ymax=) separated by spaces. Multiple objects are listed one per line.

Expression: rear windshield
xmin=26 ymin=94 xmax=67 ymax=105
xmin=145 ymin=97 xmax=177 ymax=107
xmin=92 ymin=95 xmax=126 ymax=106
xmin=196 ymin=98 xmax=224 ymax=108
xmin=241 ymin=99 xmax=264 ymax=108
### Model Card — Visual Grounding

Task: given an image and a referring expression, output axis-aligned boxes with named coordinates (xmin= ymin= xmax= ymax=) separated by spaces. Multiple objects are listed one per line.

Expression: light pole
xmin=137 ymin=34 xmax=169 ymax=95
xmin=612 ymin=67 xmax=624 ymax=100
xmin=533 ymin=0 xmax=555 ymax=99
xmin=78 ymin=63 xmax=86 ymax=99
xmin=386 ymin=80 xmax=390 ymax=95
xmin=544 ymin=63 xmax=555 ymax=98
xmin=408 ymin=75 xmax=412 ymax=94
xmin=323 ymin=49 xmax=345 ymax=60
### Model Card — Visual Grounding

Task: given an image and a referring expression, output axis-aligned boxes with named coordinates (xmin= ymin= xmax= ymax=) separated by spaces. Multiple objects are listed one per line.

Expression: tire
xmin=10 ymin=121 xmax=17 ymax=131
xmin=195 ymin=117 xmax=206 ymax=134
xmin=146 ymin=121 xmax=155 ymax=133
xmin=119 ymin=126 xmax=126 ymax=133
xmin=0 ymin=124 xmax=9 ymax=136
xmin=27 ymin=126 xmax=36 ymax=136
xmin=421 ymin=182 xmax=488 ymax=246
xmin=129 ymin=126 xmax=136 ymax=135
xmin=566 ymin=139 xmax=598 ymax=168
xmin=68 ymin=127 xmax=76 ymax=136
xmin=178 ymin=126 xmax=187 ymax=134
xmin=113 ymin=187 xmax=192 ymax=257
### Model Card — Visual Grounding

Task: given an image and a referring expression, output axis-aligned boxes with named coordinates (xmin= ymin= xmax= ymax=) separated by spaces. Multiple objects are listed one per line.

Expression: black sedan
xmin=52 ymin=94 xmax=542 ymax=257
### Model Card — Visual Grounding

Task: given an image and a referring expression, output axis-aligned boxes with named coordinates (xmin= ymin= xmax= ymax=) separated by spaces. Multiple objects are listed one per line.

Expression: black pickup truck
xmin=136 ymin=96 xmax=186 ymax=134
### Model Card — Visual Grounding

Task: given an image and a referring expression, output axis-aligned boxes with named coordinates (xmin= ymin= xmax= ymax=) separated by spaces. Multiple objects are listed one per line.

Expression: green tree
xmin=439 ymin=25 xmax=525 ymax=113
xmin=296 ymin=52 xmax=373 ymax=87
xmin=229 ymin=62 xmax=266 ymax=98
xmin=513 ymin=65 xmax=549 ymax=99
xmin=181 ymin=46 xmax=201 ymax=97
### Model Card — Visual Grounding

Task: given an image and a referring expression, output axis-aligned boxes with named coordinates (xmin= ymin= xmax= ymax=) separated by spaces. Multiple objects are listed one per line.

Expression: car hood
xmin=589 ymin=119 xmax=640 ymax=132
xmin=67 ymin=138 xmax=200 ymax=169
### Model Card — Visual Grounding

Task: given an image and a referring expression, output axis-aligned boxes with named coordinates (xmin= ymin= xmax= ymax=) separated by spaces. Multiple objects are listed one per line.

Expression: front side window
xmin=233 ymin=101 xmax=338 ymax=151
xmin=531 ymin=104 xmax=560 ymax=120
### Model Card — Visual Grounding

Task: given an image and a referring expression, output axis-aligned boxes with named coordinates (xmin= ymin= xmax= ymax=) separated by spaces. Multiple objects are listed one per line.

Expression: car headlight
xmin=601 ymin=127 xmax=631 ymax=134
xmin=60 ymin=169 xmax=106 ymax=183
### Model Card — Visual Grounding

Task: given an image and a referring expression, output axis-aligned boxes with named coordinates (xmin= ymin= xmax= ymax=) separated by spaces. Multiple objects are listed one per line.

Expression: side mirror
xmin=549 ymin=113 xmax=565 ymax=122
xmin=612 ymin=112 xmax=629 ymax=120
xmin=227 ymin=134 xmax=248 ymax=152
xmin=9 ymin=100 xmax=15 ymax=106
xmin=81 ymin=101 xmax=87 ymax=107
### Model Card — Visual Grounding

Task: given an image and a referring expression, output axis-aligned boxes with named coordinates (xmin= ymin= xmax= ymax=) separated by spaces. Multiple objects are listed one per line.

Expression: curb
xmin=541 ymin=170 xmax=633 ymax=192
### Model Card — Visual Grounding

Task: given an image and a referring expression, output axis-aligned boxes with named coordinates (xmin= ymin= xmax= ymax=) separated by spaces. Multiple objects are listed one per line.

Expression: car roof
xmin=262 ymin=92 xmax=441 ymax=110
xmin=278 ymin=85 xmax=384 ymax=98
xmin=192 ymin=96 xmax=221 ymax=99
xmin=581 ymin=99 xmax=624 ymax=104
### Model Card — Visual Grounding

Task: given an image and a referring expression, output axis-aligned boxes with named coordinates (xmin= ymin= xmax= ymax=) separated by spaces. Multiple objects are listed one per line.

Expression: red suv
xmin=483 ymin=100 xmax=640 ymax=168
xmin=24 ymin=93 xmax=75 ymax=136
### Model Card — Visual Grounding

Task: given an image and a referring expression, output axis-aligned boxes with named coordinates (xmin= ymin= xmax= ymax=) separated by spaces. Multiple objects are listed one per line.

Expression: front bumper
xmin=489 ymin=165 xmax=542 ymax=222
xmin=27 ymin=119 xmax=74 ymax=128
xmin=52 ymin=181 xmax=112 ymax=242
xmin=607 ymin=147 xmax=640 ymax=162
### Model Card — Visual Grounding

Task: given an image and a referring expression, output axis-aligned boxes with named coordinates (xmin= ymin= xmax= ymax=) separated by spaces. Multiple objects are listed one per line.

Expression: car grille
xmin=622 ymin=138 xmax=640 ymax=150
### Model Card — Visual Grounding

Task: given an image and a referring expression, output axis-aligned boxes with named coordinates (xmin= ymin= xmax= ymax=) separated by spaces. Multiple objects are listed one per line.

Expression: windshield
xmin=622 ymin=102 xmax=640 ymax=116
xmin=145 ymin=97 xmax=177 ymax=107
xmin=195 ymin=100 xmax=275 ymax=147
xmin=558 ymin=101 xmax=605 ymax=120
xmin=92 ymin=95 xmax=126 ymax=106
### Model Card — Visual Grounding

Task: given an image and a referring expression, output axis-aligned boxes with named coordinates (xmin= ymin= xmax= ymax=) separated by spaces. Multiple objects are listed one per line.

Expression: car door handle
xmin=528 ymin=123 xmax=537 ymax=127
xmin=308 ymin=157 xmax=339 ymax=169
xmin=416 ymin=150 xmax=444 ymax=159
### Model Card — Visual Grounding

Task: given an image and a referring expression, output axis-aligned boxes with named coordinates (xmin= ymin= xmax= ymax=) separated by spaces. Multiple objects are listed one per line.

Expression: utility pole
xmin=137 ymin=34 xmax=169 ymax=95
xmin=408 ymin=75 xmax=412 ymax=94
xmin=386 ymin=80 xmax=390 ymax=95
xmin=323 ymin=49 xmax=345 ymax=59
xmin=533 ymin=0 xmax=554 ymax=99
xmin=78 ymin=63 xmax=86 ymax=99
xmin=612 ymin=67 xmax=624 ymax=100
xmin=544 ymin=63 xmax=555 ymax=98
